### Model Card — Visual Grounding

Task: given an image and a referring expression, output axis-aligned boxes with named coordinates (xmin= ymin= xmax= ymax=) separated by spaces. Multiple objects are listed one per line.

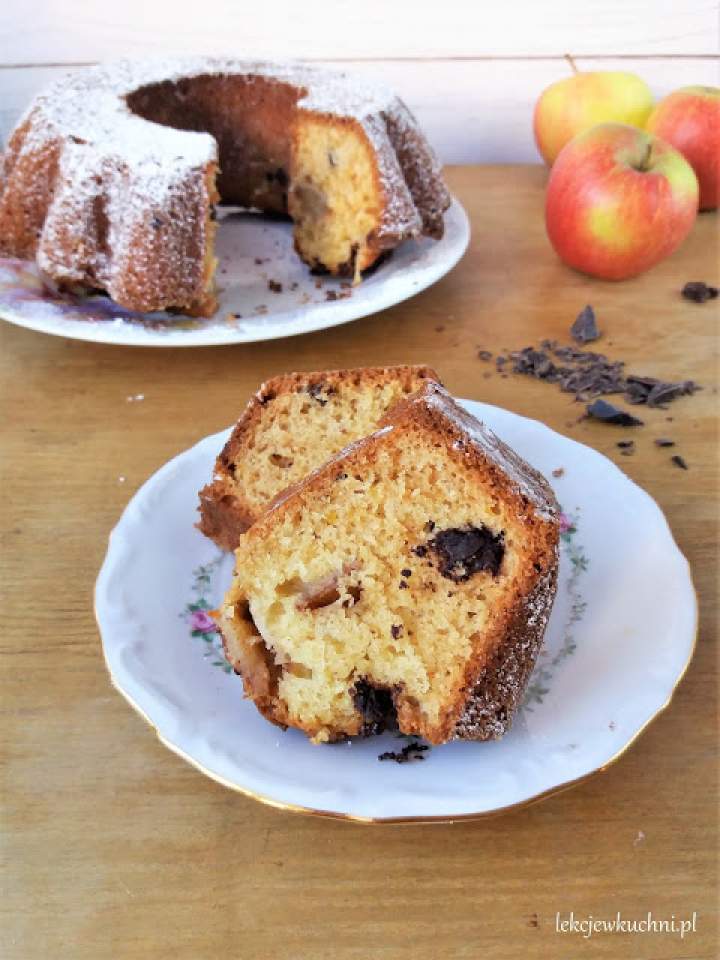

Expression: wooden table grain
xmin=1 ymin=166 xmax=717 ymax=960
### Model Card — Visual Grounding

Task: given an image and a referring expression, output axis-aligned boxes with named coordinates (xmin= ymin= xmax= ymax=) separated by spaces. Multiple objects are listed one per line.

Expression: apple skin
xmin=534 ymin=71 xmax=654 ymax=166
xmin=646 ymin=86 xmax=720 ymax=210
xmin=545 ymin=123 xmax=699 ymax=280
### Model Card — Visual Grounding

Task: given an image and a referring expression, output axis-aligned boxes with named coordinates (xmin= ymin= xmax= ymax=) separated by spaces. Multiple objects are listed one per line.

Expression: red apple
xmin=534 ymin=71 xmax=653 ymax=166
xmin=545 ymin=123 xmax=699 ymax=280
xmin=646 ymin=86 xmax=720 ymax=210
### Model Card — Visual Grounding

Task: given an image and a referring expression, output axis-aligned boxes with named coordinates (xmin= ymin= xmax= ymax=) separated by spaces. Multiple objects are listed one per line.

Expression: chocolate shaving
xmin=378 ymin=741 xmax=429 ymax=764
xmin=671 ymin=454 xmax=688 ymax=470
xmin=570 ymin=305 xmax=600 ymax=343
xmin=586 ymin=399 xmax=644 ymax=427
xmin=682 ymin=281 xmax=718 ymax=303
xmin=491 ymin=340 xmax=701 ymax=408
xmin=654 ymin=438 xmax=675 ymax=447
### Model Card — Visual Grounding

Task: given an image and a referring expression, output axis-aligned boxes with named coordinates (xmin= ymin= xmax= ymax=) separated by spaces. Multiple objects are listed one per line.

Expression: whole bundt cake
xmin=217 ymin=382 xmax=560 ymax=745
xmin=0 ymin=58 xmax=451 ymax=316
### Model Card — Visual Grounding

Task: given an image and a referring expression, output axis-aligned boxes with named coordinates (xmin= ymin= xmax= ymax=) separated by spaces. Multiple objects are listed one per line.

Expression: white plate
xmin=0 ymin=199 xmax=468 ymax=348
xmin=95 ymin=401 xmax=697 ymax=822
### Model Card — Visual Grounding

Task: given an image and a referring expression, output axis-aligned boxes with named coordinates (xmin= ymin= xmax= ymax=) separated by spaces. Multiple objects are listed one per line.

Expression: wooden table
xmin=1 ymin=167 xmax=717 ymax=960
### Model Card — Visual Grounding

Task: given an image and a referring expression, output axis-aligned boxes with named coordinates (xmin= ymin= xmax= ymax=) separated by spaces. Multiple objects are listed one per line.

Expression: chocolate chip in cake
xmin=654 ymin=438 xmax=675 ymax=447
xmin=424 ymin=520 xmax=436 ymax=533
xmin=391 ymin=624 xmax=403 ymax=639
xmin=269 ymin=453 xmax=293 ymax=468
xmin=353 ymin=679 xmax=396 ymax=736
xmin=570 ymin=304 xmax=600 ymax=343
xmin=682 ymin=281 xmax=719 ymax=303
xmin=411 ymin=545 xmax=428 ymax=558
xmin=586 ymin=399 xmax=644 ymax=426
xmin=399 ymin=580 xmax=409 ymax=589
xmin=671 ymin=454 xmax=688 ymax=470
xmin=429 ymin=526 xmax=505 ymax=582
xmin=401 ymin=568 xmax=412 ymax=578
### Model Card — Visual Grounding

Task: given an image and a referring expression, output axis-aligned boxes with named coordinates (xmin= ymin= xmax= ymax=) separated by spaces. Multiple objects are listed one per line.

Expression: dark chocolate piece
xmin=428 ymin=526 xmax=505 ymax=582
xmin=654 ymin=438 xmax=675 ymax=447
xmin=682 ymin=281 xmax=719 ymax=303
xmin=586 ymin=399 xmax=644 ymax=426
xmin=353 ymin=680 xmax=396 ymax=736
xmin=671 ymin=454 xmax=688 ymax=470
xmin=570 ymin=304 xmax=600 ymax=343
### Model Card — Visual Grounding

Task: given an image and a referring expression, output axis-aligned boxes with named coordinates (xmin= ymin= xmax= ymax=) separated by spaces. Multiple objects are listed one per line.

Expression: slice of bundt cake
xmin=217 ymin=382 xmax=560 ymax=745
xmin=198 ymin=365 xmax=440 ymax=551
xmin=0 ymin=58 xmax=451 ymax=315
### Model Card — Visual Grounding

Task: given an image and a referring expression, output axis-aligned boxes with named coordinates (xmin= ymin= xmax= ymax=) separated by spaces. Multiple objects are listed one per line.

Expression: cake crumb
xmin=378 ymin=741 xmax=429 ymax=763
xmin=551 ymin=467 xmax=565 ymax=478
xmin=267 ymin=279 xmax=283 ymax=293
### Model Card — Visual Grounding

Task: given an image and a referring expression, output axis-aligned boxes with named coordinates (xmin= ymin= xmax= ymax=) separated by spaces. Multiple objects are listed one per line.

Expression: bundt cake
xmin=198 ymin=364 xmax=440 ymax=550
xmin=217 ymin=382 xmax=560 ymax=745
xmin=0 ymin=58 xmax=451 ymax=316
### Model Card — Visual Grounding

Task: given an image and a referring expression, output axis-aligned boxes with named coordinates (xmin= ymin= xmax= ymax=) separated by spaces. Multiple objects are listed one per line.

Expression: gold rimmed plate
xmin=94 ymin=400 xmax=697 ymax=821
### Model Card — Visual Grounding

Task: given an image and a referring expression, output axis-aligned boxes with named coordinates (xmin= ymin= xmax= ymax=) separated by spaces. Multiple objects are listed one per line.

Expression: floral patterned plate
xmin=94 ymin=400 xmax=697 ymax=822
xmin=0 ymin=199 xmax=468 ymax=348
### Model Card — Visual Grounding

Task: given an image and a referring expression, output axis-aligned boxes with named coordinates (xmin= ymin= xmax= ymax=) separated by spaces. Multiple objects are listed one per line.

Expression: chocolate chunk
xmin=391 ymin=624 xmax=403 ymax=639
xmin=571 ymin=305 xmax=600 ymax=343
xmin=586 ymin=399 xmax=644 ymax=426
xmin=671 ymin=454 xmax=688 ymax=470
xmin=353 ymin=680 xmax=396 ymax=736
xmin=654 ymin=438 xmax=675 ymax=447
xmin=428 ymin=525 xmax=505 ymax=582
xmin=401 ymin=568 xmax=412 ymax=578
xmin=411 ymin=545 xmax=427 ymax=558
xmin=307 ymin=382 xmax=333 ymax=405
xmin=617 ymin=440 xmax=634 ymax=448
xmin=682 ymin=281 xmax=719 ymax=303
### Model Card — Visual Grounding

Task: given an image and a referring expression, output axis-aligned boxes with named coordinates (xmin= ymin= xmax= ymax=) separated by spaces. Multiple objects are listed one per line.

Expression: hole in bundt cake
xmin=427 ymin=526 xmax=505 ymax=582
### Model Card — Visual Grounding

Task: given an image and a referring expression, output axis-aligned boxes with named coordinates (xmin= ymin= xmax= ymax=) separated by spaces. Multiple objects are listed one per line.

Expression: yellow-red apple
xmin=534 ymin=71 xmax=654 ymax=166
xmin=545 ymin=123 xmax=699 ymax=280
xmin=646 ymin=86 xmax=720 ymax=210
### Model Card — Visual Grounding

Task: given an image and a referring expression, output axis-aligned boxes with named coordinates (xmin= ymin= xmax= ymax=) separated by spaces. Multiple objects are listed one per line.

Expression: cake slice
xmin=217 ymin=382 xmax=560 ymax=745
xmin=197 ymin=365 xmax=440 ymax=551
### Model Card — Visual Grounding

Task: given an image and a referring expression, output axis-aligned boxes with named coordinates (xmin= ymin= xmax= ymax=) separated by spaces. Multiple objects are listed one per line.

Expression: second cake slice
xmin=198 ymin=365 xmax=439 ymax=550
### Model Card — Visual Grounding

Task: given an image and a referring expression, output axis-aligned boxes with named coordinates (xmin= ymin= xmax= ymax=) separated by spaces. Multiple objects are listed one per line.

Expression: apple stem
xmin=564 ymin=53 xmax=579 ymax=74
xmin=637 ymin=141 xmax=653 ymax=172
